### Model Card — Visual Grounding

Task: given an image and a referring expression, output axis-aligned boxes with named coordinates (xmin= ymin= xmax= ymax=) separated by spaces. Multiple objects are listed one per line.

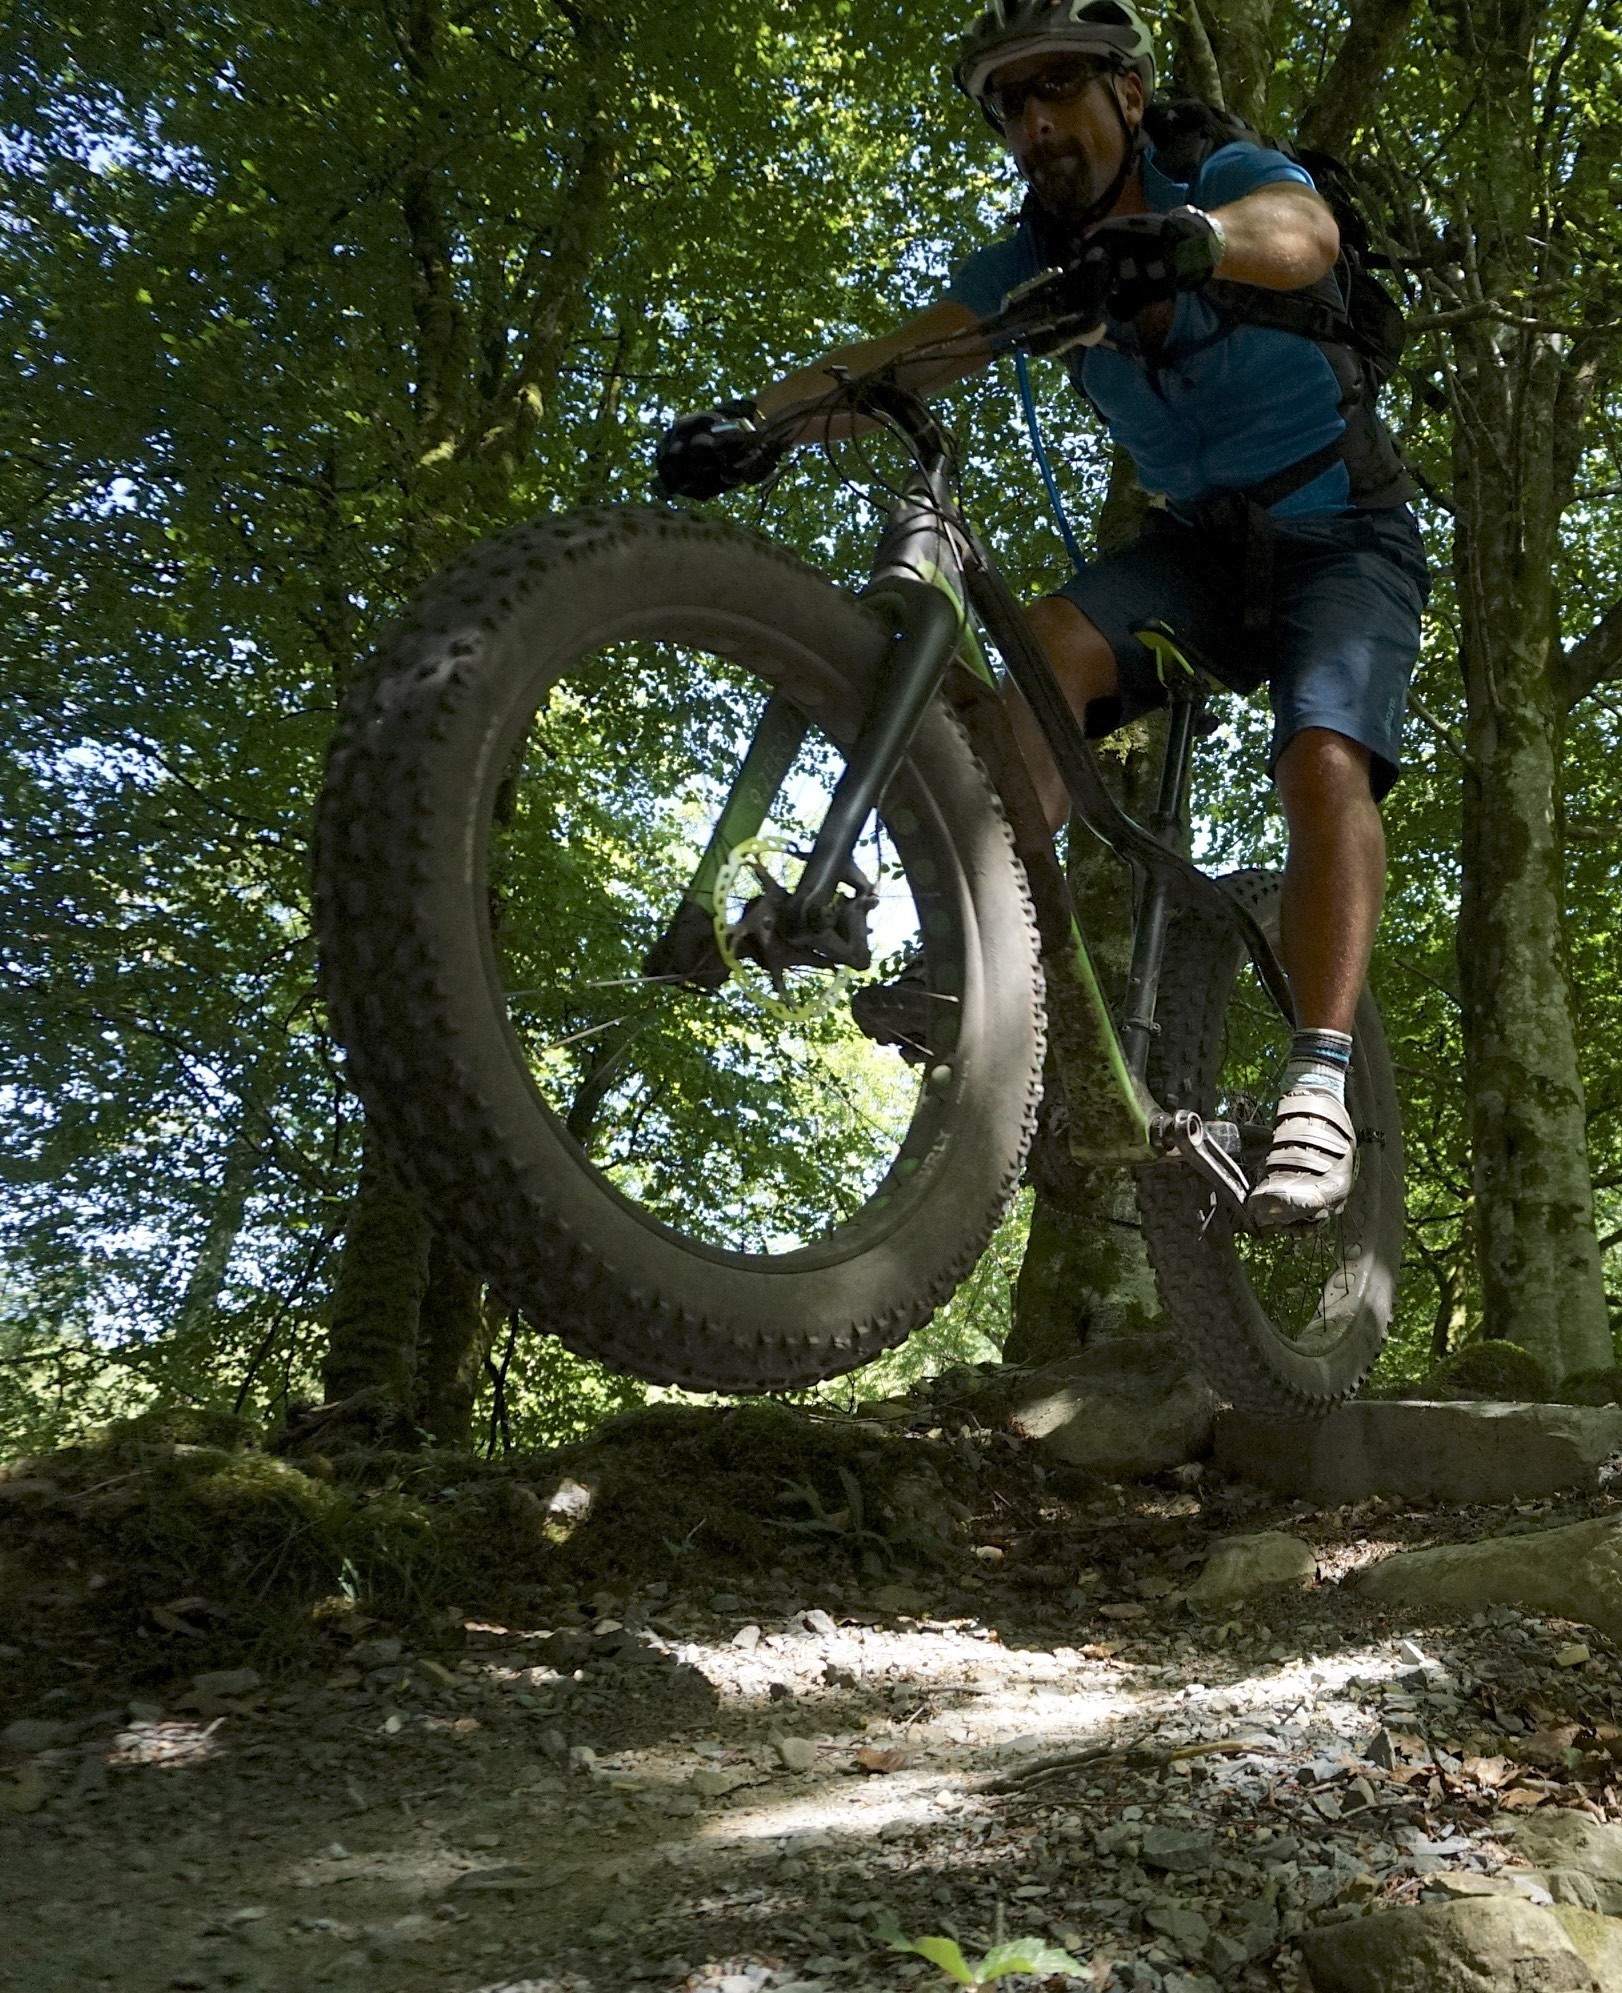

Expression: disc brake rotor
xmin=712 ymin=836 xmax=855 ymax=1024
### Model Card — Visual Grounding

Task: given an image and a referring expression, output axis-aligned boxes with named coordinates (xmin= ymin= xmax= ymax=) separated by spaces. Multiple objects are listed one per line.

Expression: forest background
xmin=2 ymin=0 xmax=1621 ymax=1460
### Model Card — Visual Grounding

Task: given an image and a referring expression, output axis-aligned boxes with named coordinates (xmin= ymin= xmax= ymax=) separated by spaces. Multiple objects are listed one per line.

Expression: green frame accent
xmin=1044 ymin=917 xmax=1157 ymax=1165
xmin=677 ymin=692 xmax=807 ymax=917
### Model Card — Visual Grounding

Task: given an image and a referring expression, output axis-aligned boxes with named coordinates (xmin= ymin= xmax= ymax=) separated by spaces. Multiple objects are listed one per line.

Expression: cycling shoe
xmin=1245 ymin=1087 xmax=1357 ymax=1230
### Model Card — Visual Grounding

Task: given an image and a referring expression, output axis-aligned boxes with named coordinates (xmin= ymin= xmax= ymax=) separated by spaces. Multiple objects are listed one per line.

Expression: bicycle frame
xmin=650 ymin=375 xmax=1295 ymax=1212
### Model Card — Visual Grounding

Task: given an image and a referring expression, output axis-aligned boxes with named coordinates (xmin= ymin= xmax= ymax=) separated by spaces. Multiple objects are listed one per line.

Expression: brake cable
xmin=1015 ymin=350 xmax=1088 ymax=571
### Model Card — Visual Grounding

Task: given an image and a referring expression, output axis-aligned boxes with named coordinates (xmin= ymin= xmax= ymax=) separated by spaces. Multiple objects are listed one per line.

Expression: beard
xmin=1025 ymin=140 xmax=1111 ymax=225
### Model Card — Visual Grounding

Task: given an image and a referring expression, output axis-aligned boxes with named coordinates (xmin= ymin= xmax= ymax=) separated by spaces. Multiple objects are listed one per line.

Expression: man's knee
xmin=1276 ymin=727 xmax=1375 ymax=804
xmin=1025 ymin=595 xmax=1122 ymax=712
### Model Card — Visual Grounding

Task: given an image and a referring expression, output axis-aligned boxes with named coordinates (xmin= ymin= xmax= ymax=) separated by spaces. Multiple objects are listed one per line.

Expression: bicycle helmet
xmin=954 ymin=0 xmax=1158 ymax=108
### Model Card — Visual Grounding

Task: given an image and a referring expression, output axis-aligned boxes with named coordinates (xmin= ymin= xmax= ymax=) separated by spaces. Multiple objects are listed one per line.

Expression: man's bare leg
xmin=1007 ymin=595 xmax=1122 ymax=834
xmin=1273 ymin=728 xmax=1384 ymax=1034
xmin=1249 ymin=726 xmax=1385 ymax=1227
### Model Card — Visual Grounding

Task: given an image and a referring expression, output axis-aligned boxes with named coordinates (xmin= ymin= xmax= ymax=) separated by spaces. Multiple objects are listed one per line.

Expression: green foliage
xmin=2 ymin=0 xmax=1622 ymax=1448
xmin=883 ymin=1923 xmax=1085 ymax=1988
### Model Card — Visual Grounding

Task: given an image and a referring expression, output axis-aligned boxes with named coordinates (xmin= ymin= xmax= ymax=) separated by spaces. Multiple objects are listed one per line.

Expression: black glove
xmin=1080 ymin=207 xmax=1225 ymax=320
xmin=655 ymin=399 xmax=784 ymax=501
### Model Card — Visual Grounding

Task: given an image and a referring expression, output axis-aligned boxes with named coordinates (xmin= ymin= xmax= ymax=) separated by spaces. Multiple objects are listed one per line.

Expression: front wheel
xmin=1138 ymin=868 xmax=1404 ymax=1417
xmin=315 ymin=507 xmax=1046 ymax=1394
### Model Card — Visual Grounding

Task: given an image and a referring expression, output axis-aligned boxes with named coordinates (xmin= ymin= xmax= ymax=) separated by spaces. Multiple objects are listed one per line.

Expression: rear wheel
xmin=316 ymin=507 xmax=1046 ymax=1393
xmin=1138 ymin=869 xmax=1403 ymax=1416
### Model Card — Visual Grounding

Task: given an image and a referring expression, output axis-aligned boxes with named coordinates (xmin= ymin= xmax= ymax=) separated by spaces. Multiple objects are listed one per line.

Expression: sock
xmin=1283 ymin=1027 xmax=1353 ymax=1104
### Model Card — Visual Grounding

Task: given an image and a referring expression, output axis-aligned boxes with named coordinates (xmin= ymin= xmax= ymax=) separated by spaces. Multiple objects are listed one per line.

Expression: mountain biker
xmin=655 ymin=0 xmax=1430 ymax=1232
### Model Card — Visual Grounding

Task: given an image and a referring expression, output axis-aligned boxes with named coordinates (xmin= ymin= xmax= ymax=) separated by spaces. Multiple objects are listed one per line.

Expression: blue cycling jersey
xmin=944 ymin=141 xmax=1354 ymax=518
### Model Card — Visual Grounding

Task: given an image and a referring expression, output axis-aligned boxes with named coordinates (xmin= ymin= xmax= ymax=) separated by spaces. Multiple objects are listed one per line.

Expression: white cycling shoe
xmin=1246 ymin=1087 xmax=1357 ymax=1231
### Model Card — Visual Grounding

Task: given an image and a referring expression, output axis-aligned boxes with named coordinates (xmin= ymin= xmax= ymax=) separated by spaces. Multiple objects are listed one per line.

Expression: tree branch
xmin=1298 ymin=0 xmax=1417 ymax=158
xmin=1556 ymin=594 xmax=1622 ymax=712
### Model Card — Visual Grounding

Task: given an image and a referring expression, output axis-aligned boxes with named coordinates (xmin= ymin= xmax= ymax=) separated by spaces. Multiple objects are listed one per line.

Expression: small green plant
xmin=884 ymin=1925 xmax=1085 ymax=1989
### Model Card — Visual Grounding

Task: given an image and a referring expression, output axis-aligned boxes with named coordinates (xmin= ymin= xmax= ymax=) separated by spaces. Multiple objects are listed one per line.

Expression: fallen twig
xmin=976 ymin=1729 xmax=1281 ymax=1794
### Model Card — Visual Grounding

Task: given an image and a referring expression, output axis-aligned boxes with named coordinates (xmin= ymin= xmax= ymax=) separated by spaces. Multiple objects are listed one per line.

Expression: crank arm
xmin=1151 ymin=1109 xmax=1250 ymax=1218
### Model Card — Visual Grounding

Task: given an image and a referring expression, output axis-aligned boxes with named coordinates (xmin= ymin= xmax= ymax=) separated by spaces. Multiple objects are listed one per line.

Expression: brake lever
xmin=986 ymin=261 xmax=1110 ymax=359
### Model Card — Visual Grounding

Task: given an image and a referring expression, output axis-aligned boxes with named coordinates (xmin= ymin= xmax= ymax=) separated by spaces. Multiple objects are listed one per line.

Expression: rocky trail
xmin=8 ymin=1377 xmax=1622 ymax=1992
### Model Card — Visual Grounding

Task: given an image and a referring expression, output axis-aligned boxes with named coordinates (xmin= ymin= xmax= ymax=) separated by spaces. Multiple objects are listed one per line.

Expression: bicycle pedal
xmin=1152 ymin=1109 xmax=1249 ymax=1216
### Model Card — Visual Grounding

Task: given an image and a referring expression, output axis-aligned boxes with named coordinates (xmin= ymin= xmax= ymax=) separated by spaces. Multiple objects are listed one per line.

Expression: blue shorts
xmin=1056 ymin=505 xmax=1431 ymax=800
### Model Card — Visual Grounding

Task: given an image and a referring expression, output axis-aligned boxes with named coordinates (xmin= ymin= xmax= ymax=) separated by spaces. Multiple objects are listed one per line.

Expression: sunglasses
xmin=980 ymin=55 xmax=1110 ymax=131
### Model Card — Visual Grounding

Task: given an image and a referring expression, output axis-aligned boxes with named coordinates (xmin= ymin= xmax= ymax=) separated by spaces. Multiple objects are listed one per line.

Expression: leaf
xmin=149 ymin=1605 xmax=204 ymax=1636
xmin=1498 ymin=1785 xmax=1549 ymax=1810
xmin=890 ymin=1934 xmax=976 ymax=1985
xmin=974 ymin=1939 xmax=1086 ymax=1980
xmin=854 ymin=1745 xmax=913 ymax=1773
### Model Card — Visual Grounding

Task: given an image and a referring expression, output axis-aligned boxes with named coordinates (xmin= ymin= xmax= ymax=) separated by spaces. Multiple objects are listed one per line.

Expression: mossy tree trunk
xmin=1008 ymin=451 xmax=1162 ymax=1366
xmin=323 ymin=1129 xmax=431 ymax=1408
xmin=322 ymin=0 xmax=622 ymax=1410
xmin=415 ymin=1241 xmax=493 ymax=1448
xmin=1430 ymin=0 xmax=1620 ymax=1377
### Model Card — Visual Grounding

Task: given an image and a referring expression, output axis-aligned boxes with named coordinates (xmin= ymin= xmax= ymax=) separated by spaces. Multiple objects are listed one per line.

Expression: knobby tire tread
xmin=316 ymin=506 xmax=1045 ymax=1394
xmin=1138 ymin=868 xmax=1403 ymax=1419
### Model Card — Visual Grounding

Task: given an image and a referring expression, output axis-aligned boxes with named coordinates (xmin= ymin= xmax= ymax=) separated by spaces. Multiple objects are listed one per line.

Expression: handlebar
xmin=755 ymin=256 xmax=1111 ymax=466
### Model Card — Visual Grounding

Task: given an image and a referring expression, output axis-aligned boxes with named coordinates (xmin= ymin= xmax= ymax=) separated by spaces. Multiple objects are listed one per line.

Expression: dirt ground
xmin=3 ymin=1419 xmax=1620 ymax=1993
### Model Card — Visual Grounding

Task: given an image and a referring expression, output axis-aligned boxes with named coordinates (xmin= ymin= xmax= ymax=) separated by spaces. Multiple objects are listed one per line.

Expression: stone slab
xmin=1215 ymin=1399 xmax=1622 ymax=1504
xmin=999 ymin=1332 xmax=1218 ymax=1478
xmin=1356 ymin=1514 xmax=1622 ymax=1646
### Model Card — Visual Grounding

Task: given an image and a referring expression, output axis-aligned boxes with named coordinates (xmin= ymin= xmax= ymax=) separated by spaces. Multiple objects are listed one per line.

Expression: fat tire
xmin=1138 ymin=868 xmax=1403 ymax=1417
xmin=315 ymin=506 xmax=1045 ymax=1394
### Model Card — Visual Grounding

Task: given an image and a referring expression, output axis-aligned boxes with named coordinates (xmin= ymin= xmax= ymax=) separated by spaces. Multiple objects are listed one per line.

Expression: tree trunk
xmin=1456 ymin=689 xmax=1609 ymax=1373
xmin=1438 ymin=0 xmax=1612 ymax=1380
xmin=1008 ymin=448 xmax=1164 ymax=1366
xmin=323 ymin=1127 xmax=431 ymax=1408
xmin=414 ymin=1238 xmax=490 ymax=1447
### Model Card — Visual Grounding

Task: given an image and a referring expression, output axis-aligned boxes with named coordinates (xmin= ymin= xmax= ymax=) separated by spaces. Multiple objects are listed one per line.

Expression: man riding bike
xmin=655 ymin=0 xmax=1430 ymax=1233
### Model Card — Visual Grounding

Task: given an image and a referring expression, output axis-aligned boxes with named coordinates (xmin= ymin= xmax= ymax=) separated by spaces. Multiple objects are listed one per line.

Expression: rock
xmin=1218 ymin=1400 xmax=1622 ymax=1503
xmin=1550 ymin=1908 xmax=1622 ymax=1988
xmin=1141 ymin=1825 xmax=1216 ymax=1875
xmin=127 ymin=1700 xmax=166 ymax=1723
xmin=794 ymin=1609 xmax=838 ymax=1638
xmin=871 ymin=1584 xmax=928 ymax=1615
xmin=192 ymin=1667 xmax=261 ymax=1698
xmin=1558 ymin=1645 xmax=1593 ymax=1668
xmin=1301 ymin=1897 xmax=1602 ymax=1990
xmin=1505 ymin=1811 xmax=1622 ymax=1916
xmin=539 ymin=1630 xmax=592 ymax=1670
xmin=708 ymin=1593 xmax=744 ymax=1613
xmin=2 ymin=1719 xmax=69 ymax=1751
xmin=1423 ymin=1343 xmax=1553 ymax=1402
xmin=774 ymin=1736 xmax=817 ymax=1773
xmin=1357 ymin=1516 xmax=1622 ymax=1644
xmin=1145 ymin=1899 xmax=1211 ymax=1951
xmin=689 ymin=1767 xmax=754 ymax=1799
xmin=999 ymin=1334 xmax=1217 ymax=1477
xmin=731 ymin=1624 xmax=762 ymax=1651
xmin=346 ymin=1640 xmax=401 ymax=1670
xmin=544 ymin=1477 xmax=593 ymax=1520
xmin=1187 ymin=1532 xmax=1316 ymax=1605
xmin=885 ymin=1467 xmax=959 ymax=1549
xmin=0 ymin=1773 xmax=49 ymax=1814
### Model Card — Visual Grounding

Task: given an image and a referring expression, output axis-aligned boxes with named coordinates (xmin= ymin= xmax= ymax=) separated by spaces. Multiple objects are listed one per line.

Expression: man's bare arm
xmin=1208 ymin=182 xmax=1340 ymax=292
xmin=755 ymin=298 xmax=990 ymax=442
